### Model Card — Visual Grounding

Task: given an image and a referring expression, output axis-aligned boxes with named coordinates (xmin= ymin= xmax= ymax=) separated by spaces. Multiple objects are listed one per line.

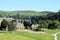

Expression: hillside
xmin=0 ymin=11 xmax=49 ymax=17
xmin=12 ymin=11 xmax=48 ymax=16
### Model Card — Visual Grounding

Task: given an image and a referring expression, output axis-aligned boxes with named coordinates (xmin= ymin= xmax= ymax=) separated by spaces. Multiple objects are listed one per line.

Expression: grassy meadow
xmin=0 ymin=32 xmax=54 ymax=40
xmin=0 ymin=29 xmax=60 ymax=40
xmin=0 ymin=11 xmax=60 ymax=40
xmin=57 ymin=33 xmax=60 ymax=40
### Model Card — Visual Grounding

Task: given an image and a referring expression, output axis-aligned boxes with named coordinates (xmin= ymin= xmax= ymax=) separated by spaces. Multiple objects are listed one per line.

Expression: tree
xmin=8 ymin=21 xmax=16 ymax=31
xmin=1 ymin=19 xmax=8 ymax=31
xmin=56 ymin=10 xmax=60 ymax=21
xmin=48 ymin=21 xmax=57 ymax=29
xmin=0 ymin=19 xmax=16 ymax=31
xmin=23 ymin=21 xmax=32 ymax=29
xmin=46 ymin=12 xmax=56 ymax=20
xmin=33 ymin=25 xmax=41 ymax=31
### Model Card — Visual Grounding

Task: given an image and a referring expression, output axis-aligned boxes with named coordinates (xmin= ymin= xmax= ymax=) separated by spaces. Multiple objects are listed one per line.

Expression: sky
xmin=0 ymin=0 xmax=60 ymax=12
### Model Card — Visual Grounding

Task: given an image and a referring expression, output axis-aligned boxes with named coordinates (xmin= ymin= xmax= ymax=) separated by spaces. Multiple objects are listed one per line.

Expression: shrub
xmin=47 ymin=20 xmax=58 ymax=29
xmin=1 ymin=19 xmax=8 ymax=31
xmin=8 ymin=22 xmax=16 ymax=31
xmin=32 ymin=24 xmax=42 ymax=31
xmin=23 ymin=21 xmax=32 ymax=29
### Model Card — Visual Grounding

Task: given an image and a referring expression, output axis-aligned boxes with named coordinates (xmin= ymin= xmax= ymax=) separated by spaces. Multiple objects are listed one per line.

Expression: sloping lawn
xmin=44 ymin=29 xmax=60 ymax=34
xmin=57 ymin=33 xmax=60 ymax=40
xmin=0 ymin=32 xmax=54 ymax=40
xmin=44 ymin=29 xmax=60 ymax=40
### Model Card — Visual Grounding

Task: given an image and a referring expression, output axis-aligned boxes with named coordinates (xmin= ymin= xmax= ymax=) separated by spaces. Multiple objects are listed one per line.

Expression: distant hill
xmin=40 ymin=11 xmax=56 ymax=13
xmin=11 ymin=11 xmax=48 ymax=16
xmin=0 ymin=11 xmax=56 ymax=17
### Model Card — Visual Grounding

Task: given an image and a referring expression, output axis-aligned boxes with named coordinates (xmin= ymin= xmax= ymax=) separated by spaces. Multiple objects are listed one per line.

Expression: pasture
xmin=0 ymin=32 xmax=53 ymax=40
xmin=57 ymin=33 xmax=60 ymax=40
xmin=0 ymin=29 xmax=60 ymax=40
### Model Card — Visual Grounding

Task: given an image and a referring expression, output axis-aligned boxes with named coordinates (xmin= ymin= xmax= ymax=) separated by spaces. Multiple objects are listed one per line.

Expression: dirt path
xmin=52 ymin=32 xmax=60 ymax=40
xmin=16 ymin=30 xmax=48 ymax=34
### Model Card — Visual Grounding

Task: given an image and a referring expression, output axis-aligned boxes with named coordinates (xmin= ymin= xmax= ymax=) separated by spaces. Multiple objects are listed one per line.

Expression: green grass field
xmin=44 ymin=29 xmax=60 ymax=40
xmin=0 ymin=29 xmax=60 ymax=40
xmin=57 ymin=33 xmax=60 ymax=40
xmin=44 ymin=29 xmax=60 ymax=34
xmin=0 ymin=32 xmax=54 ymax=40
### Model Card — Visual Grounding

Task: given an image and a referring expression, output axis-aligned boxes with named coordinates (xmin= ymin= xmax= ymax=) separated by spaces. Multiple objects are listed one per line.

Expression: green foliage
xmin=1 ymin=10 xmax=60 ymax=30
xmin=23 ymin=21 xmax=32 ymax=29
xmin=0 ymin=11 xmax=47 ymax=18
xmin=0 ymin=19 xmax=16 ymax=31
xmin=55 ymin=21 xmax=60 ymax=29
xmin=47 ymin=20 xmax=58 ymax=29
xmin=8 ymin=22 xmax=16 ymax=31
xmin=38 ymin=20 xmax=48 ymax=28
xmin=1 ymin=19 xmax=8 ymax=30
xmin=31 ymin=20 xmax=37 ymax=24
xmin=33 ymin=26 xmax=41 ymax=31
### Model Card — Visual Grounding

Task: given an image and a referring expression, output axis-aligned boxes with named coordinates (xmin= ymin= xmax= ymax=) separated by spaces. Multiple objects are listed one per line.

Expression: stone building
xmin=0 ymin=18 xmax=31 ymax=31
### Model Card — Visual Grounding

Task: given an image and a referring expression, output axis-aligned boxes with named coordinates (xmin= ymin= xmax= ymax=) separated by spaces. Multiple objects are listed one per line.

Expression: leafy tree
xmin=48 ymin=21 xmax=57 ymax=29
xmin=0 ymin=19 xmax=16 ymax=31
xmin=8 ymin=22 xmax=16 ymax=31
xmin=46 ymin=12 xmax=56 ymax=20
xmin=33 ymin=26 xmax=41 ymax=31
xmin=23 ymin=21 xmax=32 ymax=29
xmin=56 ymin=10 xmax=60 ymax=21
xmin=38 ymin=20 xmax=48 ymax=28
xmin=1 ymin=19 xmax=8 ymax=31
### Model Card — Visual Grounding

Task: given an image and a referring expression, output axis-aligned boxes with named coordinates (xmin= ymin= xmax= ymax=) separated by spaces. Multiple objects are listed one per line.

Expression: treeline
xmin=0 ymin=10 xmax=60 ymax=30
xmin=30 ymin=10 xmax=60 ymax=30
xmin=17 ymin=10 xmax=60 ymax=30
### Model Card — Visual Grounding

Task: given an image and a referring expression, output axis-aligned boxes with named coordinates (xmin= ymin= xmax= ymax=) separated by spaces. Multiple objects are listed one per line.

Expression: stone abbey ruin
xmin=0 ymin=18 xmax=35 ymax=31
